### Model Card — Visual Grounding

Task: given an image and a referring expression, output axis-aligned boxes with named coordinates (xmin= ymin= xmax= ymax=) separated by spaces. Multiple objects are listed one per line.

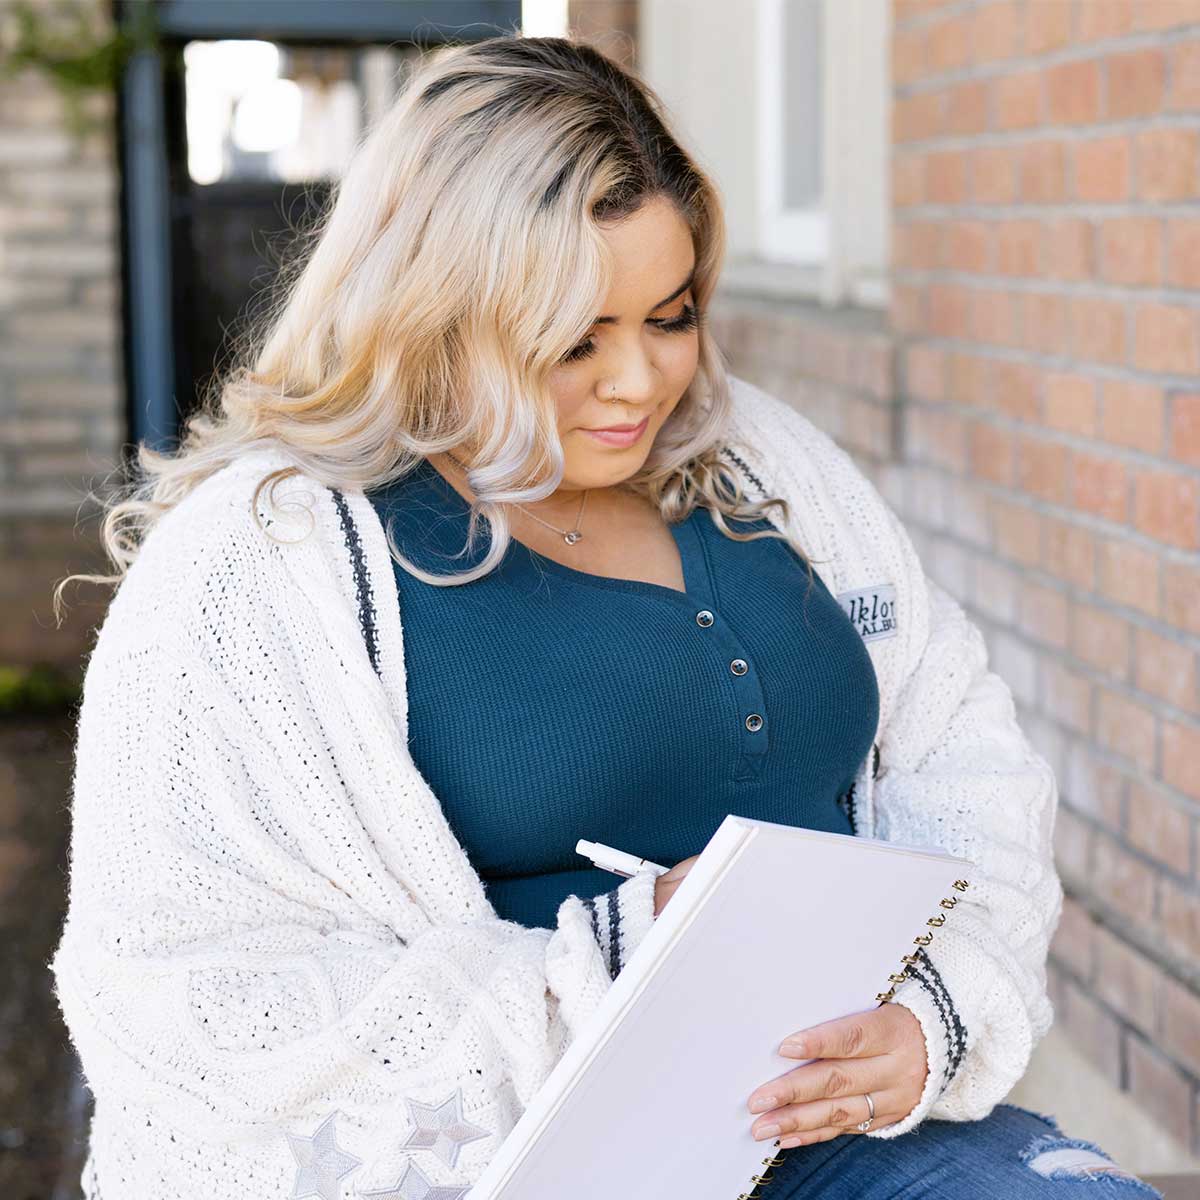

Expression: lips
xmin=582 ymin=415 xmax=650 ymax=447
xmin=587 ymin=419 xmax=648 ymax=432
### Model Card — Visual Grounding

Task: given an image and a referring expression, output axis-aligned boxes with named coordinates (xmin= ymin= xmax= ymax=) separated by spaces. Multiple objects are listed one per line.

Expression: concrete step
xmin=1146 ymin=1176 xmax=1200 ymax=1199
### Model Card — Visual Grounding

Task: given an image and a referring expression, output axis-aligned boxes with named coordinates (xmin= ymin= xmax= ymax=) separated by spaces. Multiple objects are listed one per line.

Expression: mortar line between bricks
xmin=893 ymin=114 xmax=1200 ymax=149
xmin=1048 ymin=947 xmax=1158 ymax=1045
xmin=892 ymin=0 xmax=978 ymax=35
xmin=897 ymin=204 xmax=1200 ymax=223
xmin=878 ymin=484 xmax=1195 ymax=614
xmin=1046 ymin=951 xmax=1200 ymax=1150
xmin=890 ymin=463 xmax=1200 ymax=566
xmin=902 ymin=360 xmax=1200 ymax=417
xmin=889 ymin=272 xmax=1200 ymax=311
xmin=903 ymin=396 xmax=1200 ymax=476
xmin=892 ymin=201 xmax=1200 ymax=222
xmin=1058 ymin=787 xmax=1197 ymax=893
xmin=888 ymin=333 xmax=1200 ymax=388
xmin=1057 ymin=866 xmax=1200 ymax=994
xmin=902 ymin=496 xmax=1200 ymax=609
xmin=894 ymin=26 xmax=1200 ymax=95
xmin=962 ymin=595 xmax=1200 ymax=728
xmin=955 ymin=590 xmax=1200 ymax=729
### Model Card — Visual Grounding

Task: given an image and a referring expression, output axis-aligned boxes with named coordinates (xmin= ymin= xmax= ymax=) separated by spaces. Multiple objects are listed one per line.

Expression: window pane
xmin=783 ymin=0 xmax=823 ymax=210
xmin=183 ymin=40 xmax=423 ymax=184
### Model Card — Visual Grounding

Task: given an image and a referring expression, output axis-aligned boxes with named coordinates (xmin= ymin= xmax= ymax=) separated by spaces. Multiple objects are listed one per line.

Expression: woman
xmin=50 ymin=34 xmax=1160 ymax=1200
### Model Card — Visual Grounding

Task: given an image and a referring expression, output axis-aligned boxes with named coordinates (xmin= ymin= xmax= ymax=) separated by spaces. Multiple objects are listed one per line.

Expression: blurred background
xmin=2 ymin=0 xmax=1200 ymax=1196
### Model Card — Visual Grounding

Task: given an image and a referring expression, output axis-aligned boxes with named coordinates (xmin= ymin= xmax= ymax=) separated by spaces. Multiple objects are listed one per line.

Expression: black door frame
xmin=113 ymin=0 xmax=522 ymax=452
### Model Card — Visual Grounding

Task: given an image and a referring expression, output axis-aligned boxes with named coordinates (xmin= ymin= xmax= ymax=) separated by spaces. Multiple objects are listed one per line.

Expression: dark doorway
xmin=163 ymin=40 xmax=424 ymax=434
xmin=114 ymin=1 xmax=522 ymax=451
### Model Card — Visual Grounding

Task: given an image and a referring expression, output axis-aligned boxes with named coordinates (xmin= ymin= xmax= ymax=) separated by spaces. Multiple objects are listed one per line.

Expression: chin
xmin=569 ymin=447 xmax=650 ymax=491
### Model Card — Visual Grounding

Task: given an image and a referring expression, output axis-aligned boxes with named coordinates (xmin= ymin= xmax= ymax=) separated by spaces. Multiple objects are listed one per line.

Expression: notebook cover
xmin=467 ymin=814 xmax=974 ymax=1199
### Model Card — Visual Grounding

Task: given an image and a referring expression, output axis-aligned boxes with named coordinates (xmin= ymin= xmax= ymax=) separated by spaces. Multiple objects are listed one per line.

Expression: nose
xmin=598 ymin=362 xmax=658 ymax=409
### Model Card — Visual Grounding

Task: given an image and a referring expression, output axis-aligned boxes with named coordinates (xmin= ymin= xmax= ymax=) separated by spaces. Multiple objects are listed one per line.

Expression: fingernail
xmin=755 ymin=1123 xmax=781 ymax=1140
xmin=749 ymin=1094 xmax=778 ymax=1113
xmin=780 ymin=1039 xmax=806 ymax=1055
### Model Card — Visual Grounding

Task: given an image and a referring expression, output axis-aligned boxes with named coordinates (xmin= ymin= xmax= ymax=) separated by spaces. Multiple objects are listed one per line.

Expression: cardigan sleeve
xmin=48 ymin=636 xmax=657 ymax=1177
xmin=731 ymin=380 xmax=1063 ymax=1140
xmin=868 ymin=566 xmax=1065 ymax=1137
xmin=861 ymin=519 xmax=1063 ymax=1139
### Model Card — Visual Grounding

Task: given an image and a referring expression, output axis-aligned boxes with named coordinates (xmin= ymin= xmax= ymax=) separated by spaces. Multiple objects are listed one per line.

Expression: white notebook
xmin=467 ymin=813 xmax=975 ymax=1200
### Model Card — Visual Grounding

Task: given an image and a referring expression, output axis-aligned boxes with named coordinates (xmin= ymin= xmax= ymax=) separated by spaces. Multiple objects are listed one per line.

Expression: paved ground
xmin=1 ymin=713 xmax=1196 ymax=1200
xmin=1157 ymin=1179 xmax=1200 ymax=1199
xmin=1 ymin=716 xmax=89 ymax=1200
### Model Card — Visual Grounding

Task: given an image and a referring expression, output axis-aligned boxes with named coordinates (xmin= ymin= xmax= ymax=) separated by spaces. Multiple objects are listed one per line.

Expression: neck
xmin=435 ymin=451 xmax=594 ymax=520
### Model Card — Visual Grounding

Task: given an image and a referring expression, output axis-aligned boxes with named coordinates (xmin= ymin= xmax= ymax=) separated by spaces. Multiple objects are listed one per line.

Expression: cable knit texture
xmin=50 ymin=372 xmax=1062 ymax=1196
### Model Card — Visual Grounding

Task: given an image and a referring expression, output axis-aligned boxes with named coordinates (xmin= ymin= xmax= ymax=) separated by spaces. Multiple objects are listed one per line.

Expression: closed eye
xmin=559 ymin=303 xmax=704 ymax=365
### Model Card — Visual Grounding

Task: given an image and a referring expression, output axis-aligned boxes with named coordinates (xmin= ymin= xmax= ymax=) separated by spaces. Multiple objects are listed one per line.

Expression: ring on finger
xmin=854 ymin=1091 xmax=875 ymax=1133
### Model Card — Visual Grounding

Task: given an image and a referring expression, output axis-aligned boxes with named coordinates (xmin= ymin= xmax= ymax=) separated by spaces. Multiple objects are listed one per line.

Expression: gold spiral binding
xmin=737 ymin=1141 xmax=787 ymax=1198
xmin=873 ymin=880 xmax=970 ymax=1008
xmin=741 ymin=878 xmax=974 ymax=1196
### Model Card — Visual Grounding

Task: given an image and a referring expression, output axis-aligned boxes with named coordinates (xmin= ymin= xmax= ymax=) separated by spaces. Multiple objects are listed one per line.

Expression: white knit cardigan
xmin=50 ymin=373 xmax=1063 ymax=1198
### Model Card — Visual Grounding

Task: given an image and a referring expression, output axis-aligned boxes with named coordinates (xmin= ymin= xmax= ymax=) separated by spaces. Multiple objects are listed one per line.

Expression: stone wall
xmin=0 ymin=0 xmax=123 ymax=671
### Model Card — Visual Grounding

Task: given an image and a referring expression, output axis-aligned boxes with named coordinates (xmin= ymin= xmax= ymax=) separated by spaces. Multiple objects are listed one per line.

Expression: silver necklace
xmin=441 ymin=388 xmax=623 ymax=547
xmin=444 ymin=450 xmax=589 ymax=545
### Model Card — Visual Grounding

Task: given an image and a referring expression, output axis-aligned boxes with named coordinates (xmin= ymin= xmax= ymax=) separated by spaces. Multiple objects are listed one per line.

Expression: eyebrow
xmin=593 ymin=267 xmax=696 ymax=325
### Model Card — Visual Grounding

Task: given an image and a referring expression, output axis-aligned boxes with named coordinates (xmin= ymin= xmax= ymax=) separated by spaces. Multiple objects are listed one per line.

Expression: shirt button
xmin=696 ymin=610 xmax=714 ymax=627
xmin=745 ymin=713 xmax=764 ymax=732
xmin=730 ymin=658 xmax=748 ymax=676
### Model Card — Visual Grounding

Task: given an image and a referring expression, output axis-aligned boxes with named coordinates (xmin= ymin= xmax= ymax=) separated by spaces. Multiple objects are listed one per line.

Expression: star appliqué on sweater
xmin=285 ymin=1110 xmax=362 ymax=1199
xmin=397 ymin=1086 xmax=490 ymax=1168
xmin=357 ymin=1158 xmax=471 ymax=1199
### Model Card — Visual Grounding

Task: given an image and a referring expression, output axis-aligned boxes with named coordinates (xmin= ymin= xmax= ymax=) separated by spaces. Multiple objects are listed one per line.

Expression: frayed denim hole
xmin=1020 ymin=1133 xmax=1164 ymax=1197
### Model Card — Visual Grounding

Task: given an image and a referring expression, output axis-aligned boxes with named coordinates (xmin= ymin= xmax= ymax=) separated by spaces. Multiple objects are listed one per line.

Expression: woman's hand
xmin=653 ymin=855 xmax=700 ymax=917
xmin=745 ymin=1004 xmax=928 ymax=1148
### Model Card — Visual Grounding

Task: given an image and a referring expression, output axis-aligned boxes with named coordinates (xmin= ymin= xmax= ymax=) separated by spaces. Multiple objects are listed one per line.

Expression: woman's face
xmin=547 ymin=194 xmax=701 ymax=496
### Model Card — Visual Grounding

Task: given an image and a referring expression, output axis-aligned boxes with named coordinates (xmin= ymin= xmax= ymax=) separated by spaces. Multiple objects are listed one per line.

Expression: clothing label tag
xmin=837 ymin=582 xmax=898 ymax=643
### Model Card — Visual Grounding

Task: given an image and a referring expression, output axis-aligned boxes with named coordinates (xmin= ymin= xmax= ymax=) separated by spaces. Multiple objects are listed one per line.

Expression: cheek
xmin=547 ymin=382 xmax=592 ymax=432
xmin=663 ymin=332 xmax=700 ymax=374
xmin=654 ymin=342 xmax=699 ymax=415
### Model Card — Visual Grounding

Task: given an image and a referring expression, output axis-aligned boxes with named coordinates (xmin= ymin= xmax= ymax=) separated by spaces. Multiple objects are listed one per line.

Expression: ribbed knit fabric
xmin=366 ymin=456 xmax=879 ymax=932
xmin=47 ymin=373 xmax=1063 ymax=1198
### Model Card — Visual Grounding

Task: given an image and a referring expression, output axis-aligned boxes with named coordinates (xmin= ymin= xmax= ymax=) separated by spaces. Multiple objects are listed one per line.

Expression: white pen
xmin=576 ymin=839 xmax=670 ymax=878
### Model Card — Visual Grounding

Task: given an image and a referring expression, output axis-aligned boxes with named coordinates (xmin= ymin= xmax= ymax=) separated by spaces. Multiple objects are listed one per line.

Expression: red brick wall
xmin=891 ymin=0 xmax=1200 ymax=1151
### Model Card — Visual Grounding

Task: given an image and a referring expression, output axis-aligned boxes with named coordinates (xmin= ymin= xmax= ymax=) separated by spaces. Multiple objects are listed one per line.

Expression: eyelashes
xmin=559 ymin=303 xmax=704 ymax=365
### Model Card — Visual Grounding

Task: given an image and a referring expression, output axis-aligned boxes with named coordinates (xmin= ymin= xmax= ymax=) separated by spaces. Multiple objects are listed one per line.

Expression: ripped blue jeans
xmin=760 ymin=1102 xmax=1164 ymax=1199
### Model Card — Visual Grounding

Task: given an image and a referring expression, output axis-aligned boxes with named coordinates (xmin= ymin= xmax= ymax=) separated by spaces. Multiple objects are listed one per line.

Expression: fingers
xmin=750 ymin=1006 xmax=924 ymax=1146
xmin=752 ymin=1089 xmax=906 ymax=1147
xmin=748 ymin=1053 xmax=892 ymax=1117
xmin=778 ymin=1006 xmax=898 ymax=1062
xmin=776 ymin=1125 xmax=844 ymax=1149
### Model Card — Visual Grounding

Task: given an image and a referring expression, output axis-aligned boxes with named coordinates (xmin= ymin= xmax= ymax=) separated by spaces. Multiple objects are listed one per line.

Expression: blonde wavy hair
xmin=55 ymin=33 xmax=812 ymax=621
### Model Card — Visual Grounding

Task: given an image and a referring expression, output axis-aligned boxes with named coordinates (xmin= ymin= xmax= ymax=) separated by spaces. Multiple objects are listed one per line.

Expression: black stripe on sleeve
xmin=719 ymin=444 xmax=768 ymax=500
xmin=906 ymin=948 xmax=968 ymax=1089
xmin=330 ymin=489 xmax=382 ymax=678
xmin=605 ymin=891 xmax=621 ymax=980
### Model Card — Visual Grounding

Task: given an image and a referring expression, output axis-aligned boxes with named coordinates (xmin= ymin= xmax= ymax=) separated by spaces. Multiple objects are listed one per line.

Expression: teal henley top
xmin=366 ymin=457 xmax=880 ymax=930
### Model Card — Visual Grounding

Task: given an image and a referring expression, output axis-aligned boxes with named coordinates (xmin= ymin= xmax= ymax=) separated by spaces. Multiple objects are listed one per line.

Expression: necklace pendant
xmin=563 ymin=530 xmax=583 ymax=545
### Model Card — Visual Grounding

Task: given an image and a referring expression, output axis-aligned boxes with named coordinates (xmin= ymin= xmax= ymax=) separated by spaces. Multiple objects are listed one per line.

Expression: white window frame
xmin=755 ymin=0 xmax=890 ymax=309
xmin=757 ymin=0 xmax=828 ymax=268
